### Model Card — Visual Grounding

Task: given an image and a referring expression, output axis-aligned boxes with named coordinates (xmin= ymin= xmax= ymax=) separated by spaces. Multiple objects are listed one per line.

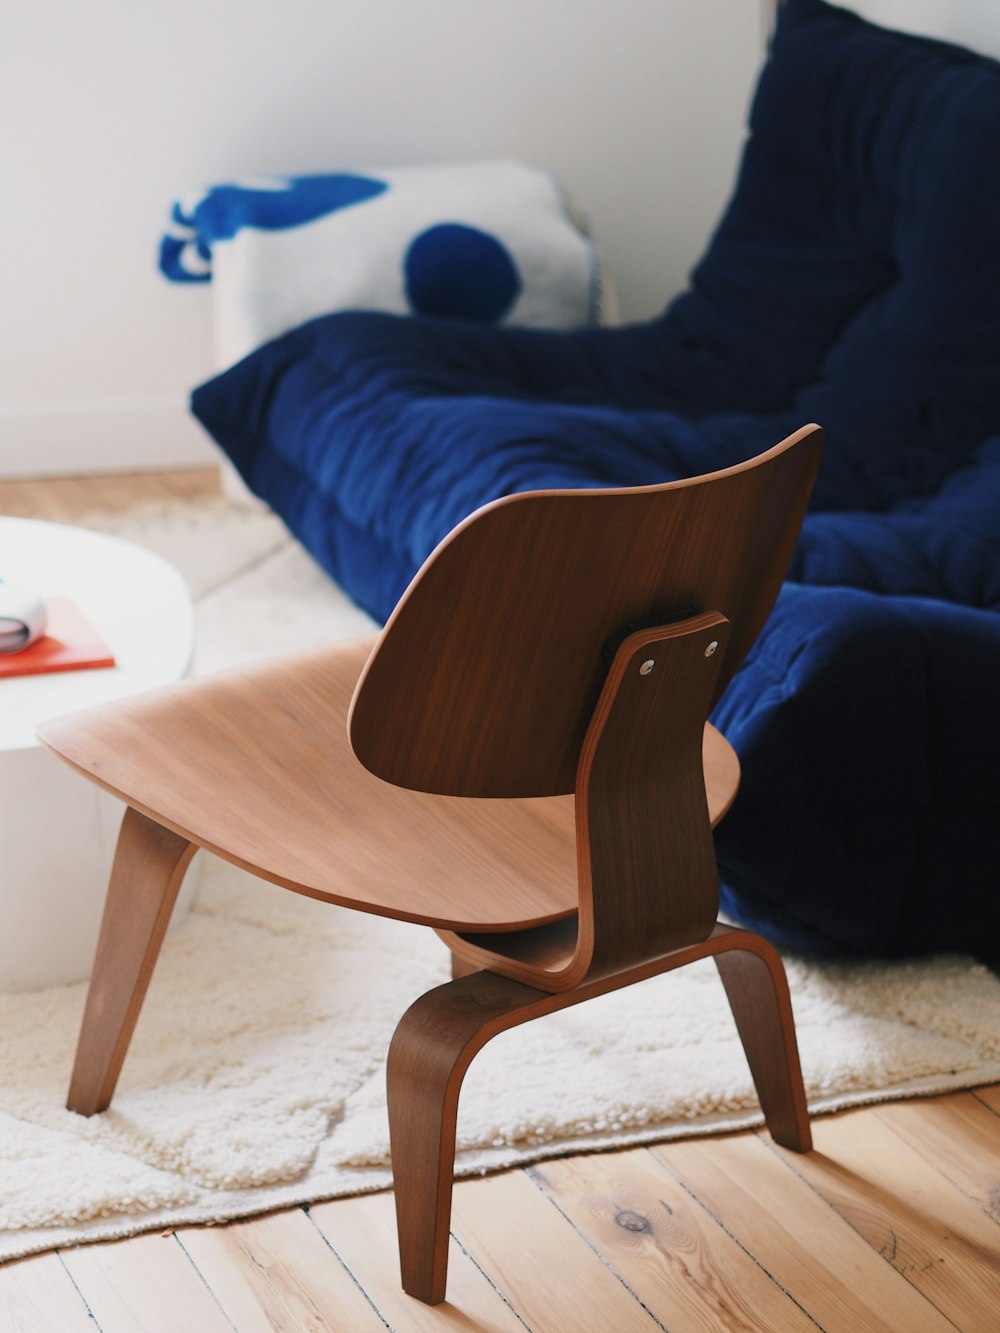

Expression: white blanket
xmin=160 ymin=160 xmax=606 ymax=368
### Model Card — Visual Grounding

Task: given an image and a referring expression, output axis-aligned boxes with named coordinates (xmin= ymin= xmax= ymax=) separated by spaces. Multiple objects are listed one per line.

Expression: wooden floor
xmin=2 ymin=470 xmax=999 ymax=1333
xmin=0 ymin=468 xmax=223 ymax=520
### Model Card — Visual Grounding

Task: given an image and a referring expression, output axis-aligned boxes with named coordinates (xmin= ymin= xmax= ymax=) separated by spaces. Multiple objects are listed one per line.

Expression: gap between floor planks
xmin=1 ymin=469 xmax=998 ymax=1331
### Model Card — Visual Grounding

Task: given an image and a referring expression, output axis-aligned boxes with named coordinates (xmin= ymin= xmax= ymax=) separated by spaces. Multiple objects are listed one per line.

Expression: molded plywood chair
xmin=38 ymin=424 xmax=822 ymax=1304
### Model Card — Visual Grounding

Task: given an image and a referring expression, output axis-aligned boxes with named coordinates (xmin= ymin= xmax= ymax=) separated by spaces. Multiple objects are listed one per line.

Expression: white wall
xmin=1 ymin=0 xmax=767 ymax=477
xmin=9 ymin=1 xmax=997 ymax=480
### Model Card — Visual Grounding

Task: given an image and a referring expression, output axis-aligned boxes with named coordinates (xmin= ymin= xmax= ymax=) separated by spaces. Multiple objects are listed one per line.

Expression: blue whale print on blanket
xmin=160 ymin=174 xmax=388 ymax=282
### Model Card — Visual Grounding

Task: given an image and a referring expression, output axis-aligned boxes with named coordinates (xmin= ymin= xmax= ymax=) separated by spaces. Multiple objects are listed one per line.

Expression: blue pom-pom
xmin=404 ymin=223 xmax=520 ymax=322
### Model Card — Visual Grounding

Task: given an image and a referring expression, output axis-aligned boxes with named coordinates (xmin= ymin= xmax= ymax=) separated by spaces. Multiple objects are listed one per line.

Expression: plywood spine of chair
xmin=581 ymin=612 xmax=729 ymax=980
xmin=438 ymin=612 xmax=729 ymax=991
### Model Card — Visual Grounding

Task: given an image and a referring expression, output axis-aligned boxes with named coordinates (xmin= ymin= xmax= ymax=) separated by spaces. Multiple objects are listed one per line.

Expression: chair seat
xmin=37 ymin=637 xmax=739 ymax=931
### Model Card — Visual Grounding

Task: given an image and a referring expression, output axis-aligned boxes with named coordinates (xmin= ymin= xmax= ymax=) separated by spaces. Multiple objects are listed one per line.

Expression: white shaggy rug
xmin=2 ymin=501 xmax=1000 ymax=1263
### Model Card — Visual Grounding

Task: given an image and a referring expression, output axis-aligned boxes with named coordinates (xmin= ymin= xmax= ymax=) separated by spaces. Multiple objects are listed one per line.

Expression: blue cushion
xmin=191 ymin=0 xmax=1000 ymax=956
xmin=713 ymin=584 xmax=1000 ymax=955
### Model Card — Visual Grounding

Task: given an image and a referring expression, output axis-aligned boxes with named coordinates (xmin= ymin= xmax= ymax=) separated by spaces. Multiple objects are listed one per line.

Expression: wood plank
xmin=763 ymin=1107 xmax=1000 ymax=1330
xmin=0 ymin=1252 xmax=97 ymax=1332
xmin=0 ymin=469 xmax=220 ymax=520
xmin=652 ymin=1132 xmax=954 ymax=1333
xmin=310 ymin=1188 xmax=526 ymax=1331
xmin=177 ymin=1207 xmax=385 ymax=1332
xmin=531 ymin=1149 xmax=815 ymax=1332
xmin=60 ymin=1232 xmax=234 ymax=1333
xmin=973 ymin=1083 xmax=1000 ymax=1117
xmin=159 ymin=470 xmax=224 ymax=505
xmin=448 ymin=1168 xmax=658 ymax=1329
xmin=874 ymin=1091 xmax=1000 ymax=1220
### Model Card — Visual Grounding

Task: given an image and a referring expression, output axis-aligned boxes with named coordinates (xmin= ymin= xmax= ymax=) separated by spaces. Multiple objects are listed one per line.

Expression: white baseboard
xmin=0 ymin=398 xmax=217 ymax=478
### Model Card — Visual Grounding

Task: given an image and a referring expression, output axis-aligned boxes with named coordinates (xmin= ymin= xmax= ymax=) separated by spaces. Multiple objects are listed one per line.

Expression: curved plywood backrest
xmin=349 ymin=424 xmax=823 ymax=796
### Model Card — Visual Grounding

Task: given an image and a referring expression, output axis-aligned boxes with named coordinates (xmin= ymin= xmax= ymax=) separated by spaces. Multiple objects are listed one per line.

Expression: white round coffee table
xmin=0 ymin=517 xmax=197 ymax=991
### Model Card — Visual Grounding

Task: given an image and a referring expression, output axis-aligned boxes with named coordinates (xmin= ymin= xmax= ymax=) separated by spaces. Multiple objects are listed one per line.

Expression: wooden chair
xmin=38 ymin=423 xmax=823 ymax=1305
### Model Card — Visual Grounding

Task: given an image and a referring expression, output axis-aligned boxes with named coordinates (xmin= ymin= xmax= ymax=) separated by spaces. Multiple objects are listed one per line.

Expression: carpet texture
xmin=2 ymin=502 xmax=999 ymax=1263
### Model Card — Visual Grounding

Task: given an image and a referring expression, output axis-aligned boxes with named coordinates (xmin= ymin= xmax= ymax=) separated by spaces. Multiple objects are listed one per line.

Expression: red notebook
xmin=0 ymin=598 xmax=116 ymax=679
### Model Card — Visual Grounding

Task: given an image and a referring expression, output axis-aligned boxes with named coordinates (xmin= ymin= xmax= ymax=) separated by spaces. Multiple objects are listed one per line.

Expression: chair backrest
xmin=349 ymin=424 xmax=823 ymax=797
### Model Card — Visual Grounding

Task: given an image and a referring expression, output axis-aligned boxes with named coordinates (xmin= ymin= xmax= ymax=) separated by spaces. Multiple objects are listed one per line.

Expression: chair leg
xmin=713 ymin=936 xmax=812 ymax=1152
xmin=387 ymin=927 xmax=812 ymax=1304
xmin=386 ymin=969 xmax=546 ymax=1304
xmin=67 ymin=806 xmax=196 ymax=1116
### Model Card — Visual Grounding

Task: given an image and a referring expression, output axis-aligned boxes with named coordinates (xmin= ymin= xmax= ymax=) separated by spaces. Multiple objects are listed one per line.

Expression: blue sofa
xmin=191 ymin=0 xmax=1000 ymax=957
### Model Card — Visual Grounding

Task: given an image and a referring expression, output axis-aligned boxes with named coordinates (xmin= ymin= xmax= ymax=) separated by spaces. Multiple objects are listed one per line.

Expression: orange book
xmin=0 ymin=598 xmax=116 ymax=678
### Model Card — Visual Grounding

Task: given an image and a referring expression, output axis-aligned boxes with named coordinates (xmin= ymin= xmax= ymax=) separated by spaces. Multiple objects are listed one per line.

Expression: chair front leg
xmin=67 ymin=806 xmax=196 ymax=1116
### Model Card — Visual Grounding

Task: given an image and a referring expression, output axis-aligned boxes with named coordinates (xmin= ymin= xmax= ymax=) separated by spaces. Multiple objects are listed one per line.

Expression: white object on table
xmin=0 ymin=517 xmax=197 ymax=991
xmin=0 ymin=581 xmax=48 ymax=651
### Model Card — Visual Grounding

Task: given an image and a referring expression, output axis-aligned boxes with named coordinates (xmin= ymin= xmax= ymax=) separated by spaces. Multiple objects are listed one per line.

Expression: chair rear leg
xmin=67 ymin=806 xmax=196 ymax=1116
xmin=713 ymin=936 xmax=812 ymax=1152
xmin=388 ymin=931 xmax=813 ymax=1304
